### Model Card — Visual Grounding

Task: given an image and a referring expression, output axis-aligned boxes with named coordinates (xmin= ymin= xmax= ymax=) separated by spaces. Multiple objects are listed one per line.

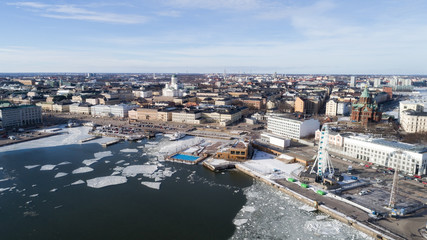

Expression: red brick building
xmin=350 ymin=87 xmax=382 ymax=126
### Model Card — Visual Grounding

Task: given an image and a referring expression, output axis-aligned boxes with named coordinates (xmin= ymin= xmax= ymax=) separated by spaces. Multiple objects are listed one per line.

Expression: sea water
xmin=0 ymin=127 xmax=369 ymax=239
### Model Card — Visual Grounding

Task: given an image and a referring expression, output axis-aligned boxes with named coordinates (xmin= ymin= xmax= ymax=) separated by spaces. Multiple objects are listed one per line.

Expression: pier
xmin=102 ymin=139 xmax=123 ymax=147
xmin=79 ymin=136 xmax=101 ymax=143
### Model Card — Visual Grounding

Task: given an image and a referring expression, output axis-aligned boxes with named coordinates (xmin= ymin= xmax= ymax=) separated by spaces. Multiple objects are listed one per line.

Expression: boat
xmin=169 ymin=132 xmax=186 ymax=141
xmin=67 ymin=120 xmax=81 ymax=128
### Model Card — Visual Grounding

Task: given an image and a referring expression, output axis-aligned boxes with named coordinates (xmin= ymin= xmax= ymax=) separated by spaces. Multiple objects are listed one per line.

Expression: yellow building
xmin=214 ymin=140 xmax=252 ymax=161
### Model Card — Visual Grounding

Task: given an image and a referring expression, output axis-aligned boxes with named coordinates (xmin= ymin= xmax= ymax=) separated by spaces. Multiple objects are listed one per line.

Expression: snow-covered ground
xmin=238 ymin=150 xmax=304 ymax=179
xmin=0 ymin=126 xmax=116 ymax=152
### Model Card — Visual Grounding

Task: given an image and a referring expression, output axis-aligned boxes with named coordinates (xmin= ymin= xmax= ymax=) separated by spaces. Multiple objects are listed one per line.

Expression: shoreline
xmin=236 ymin=164 xmax=406 ymax=240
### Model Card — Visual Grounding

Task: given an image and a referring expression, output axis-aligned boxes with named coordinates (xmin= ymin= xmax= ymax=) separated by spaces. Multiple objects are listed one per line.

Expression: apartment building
xmin=0 ymin=105 xmax=42 ymax=128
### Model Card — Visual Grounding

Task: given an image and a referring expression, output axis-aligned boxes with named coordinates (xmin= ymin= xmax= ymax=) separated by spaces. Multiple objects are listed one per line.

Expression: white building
xmin=342 ymin=135 xmax=427 ymax=175
xmin=350 ymin=76 xmax=356 ymax=87
xmin=91 ymin=104 xmax=135 ymax=118
xmin=266 ymin=115 xmax=320 ymax=140
xmin=400 ymin=110 xmax=427 ymax=133
xmin=374 ymin=78 xmax=381 ymax=88
xmin=133 ymin=90 xmax=153 ymax=98
xmin=0 ymin=105 xmax=42 ymax=128
xmin=162 ymin=75 xmax=184 ymax=97
xmin=326 ymin=100 xmax=350 ymax=116
xmin=69 ymin=103 xmax=92 ymax=115
xmin=260 ymin=132 xmax=291 ymax=149
xmin=325 ymin=100 xmax=338 ymax=116
xmin=399 ymin=101 xmax=424 ymax=123
xmin=337 ymin=102 xmax=351 ymax=115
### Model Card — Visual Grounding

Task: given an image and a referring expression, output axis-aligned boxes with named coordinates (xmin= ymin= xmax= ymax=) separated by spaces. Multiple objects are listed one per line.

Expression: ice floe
xmin=304 ymin=220 xmax=341 ymax=235
xmin=40 ymin=165 xmax=56 ymax=171
xmin=0 ymin=187 xmax=10 ymax=192
xmin=234 ymin=219 xmax=248 ymax=226
xmin=94 ymin=151 xmax=113 ymax=159
xmin=57 ymin=161 xmax=71 ymax=166
xmin=87 ymin=176 xmax=127 ymax=188
xmin=72 ymin=167 xmax=94 ymax=174
xmin=83 ymin=151 xmax=113 ymax=166
xmin=120 ymin=148 xmax=138 ymax=153
xmin=122 ymin=165 xmax=158 ymax=177
xmin=141 ymin=181 xmax=161 ymax=190
xmin=241 ymin=206 xmax=256 ymax=213
xmin=82 ymin=159 xmax=98 ymax=166
xmin=116 ymin=160 xmax=125 ymax=164
xmin=54 ymin=172 xmax=68 ymax=178
xmin=71 ymin=180 xmax=85 ymax=185
xmin=24 ymin=165 xmax=40 ymax=169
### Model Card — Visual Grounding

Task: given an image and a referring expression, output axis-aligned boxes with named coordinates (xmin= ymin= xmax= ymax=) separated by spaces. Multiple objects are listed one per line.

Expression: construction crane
xmin=311 ymin=124 xmax=335 ymax=181
xmin=389 ymin=163 xmax=399 ymax=209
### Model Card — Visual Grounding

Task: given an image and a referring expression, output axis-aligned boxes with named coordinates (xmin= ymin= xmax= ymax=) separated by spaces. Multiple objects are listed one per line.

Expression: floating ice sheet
xmin=24 ymin=165 xmax=40 ymax=169
xmin=141 ymin=181 xmax=161 ymax=190
xmin=234 ymin=219 xmax=248 ymax=226
xmin=122 ymin=165 xmax=158 ymax=177
xmin=87 ymin=176 xmax=127 ymax=188
xmin=40 ymin=165 xmax=56 ymax=171
xmin=57 ymin=161 xmax=71 ymax=166
xmin=54 ymin=172 xmax=68 ymax=178
xmin=72 ymin=167 xmax=94 ymax=174
xmin=71 ymin=180 xmax=85 ymax=185
xmin=120 ymin=148 xmax=138 ymax=153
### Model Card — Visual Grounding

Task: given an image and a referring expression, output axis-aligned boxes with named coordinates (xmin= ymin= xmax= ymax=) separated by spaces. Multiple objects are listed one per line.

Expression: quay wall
xmin=235 ymin=164 xmax=398 ymax=240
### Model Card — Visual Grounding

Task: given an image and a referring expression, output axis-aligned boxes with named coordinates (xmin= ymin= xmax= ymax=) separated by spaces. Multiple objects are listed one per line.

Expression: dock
xmin=79 ymin=136 xmax=101 ymax=143
xmin=203 ymin=158 xmax=236 ymax=172
xmin=102 ymin=139 xmax=122 ymax=147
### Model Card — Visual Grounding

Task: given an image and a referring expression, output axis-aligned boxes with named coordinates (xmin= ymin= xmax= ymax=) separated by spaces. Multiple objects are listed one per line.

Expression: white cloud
xmin=165 ymin=0 xmax=262 ymax=10
xmin=156 ymin=10 xmax=181 ymax=17
xmin=8 ymin=2 xmax=148 ymax=24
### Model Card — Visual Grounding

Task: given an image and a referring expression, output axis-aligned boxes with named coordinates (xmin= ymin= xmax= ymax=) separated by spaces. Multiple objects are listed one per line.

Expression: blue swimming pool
xmin=172 ymin=154 xmax=199 ymax=161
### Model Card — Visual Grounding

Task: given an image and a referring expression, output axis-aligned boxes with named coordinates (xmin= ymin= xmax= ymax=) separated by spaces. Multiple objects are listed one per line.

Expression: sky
xmin=1 ymin=0 xmax=427 ymax=74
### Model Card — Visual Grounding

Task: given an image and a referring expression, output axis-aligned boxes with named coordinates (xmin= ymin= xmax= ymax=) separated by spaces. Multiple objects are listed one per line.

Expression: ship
xmin=169 ymin=132 xmax=186 ymax=141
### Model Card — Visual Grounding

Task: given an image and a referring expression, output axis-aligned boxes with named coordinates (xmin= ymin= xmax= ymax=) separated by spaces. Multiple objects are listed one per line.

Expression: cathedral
xmin=162 ymin=75 xmax=184 ymax=97
xmin=350 ymin=87 xmax=382 ymax=126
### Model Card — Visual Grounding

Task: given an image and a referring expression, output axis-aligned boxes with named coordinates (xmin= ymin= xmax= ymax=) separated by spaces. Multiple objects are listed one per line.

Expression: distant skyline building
xmin=374 ymin=78 xmax=381 ymax=88
xmin=350 ymin=76 xmax=356 ymax=87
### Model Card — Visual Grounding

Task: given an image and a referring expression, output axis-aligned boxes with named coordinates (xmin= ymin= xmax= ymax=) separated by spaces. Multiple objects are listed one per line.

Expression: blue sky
xmin=1 ymin=0 xmax=427 ymax=74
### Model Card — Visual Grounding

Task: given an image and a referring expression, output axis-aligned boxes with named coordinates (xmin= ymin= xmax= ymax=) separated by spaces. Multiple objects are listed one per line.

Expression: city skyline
xmin=1 ymin=0 xmax=427 ymax=74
